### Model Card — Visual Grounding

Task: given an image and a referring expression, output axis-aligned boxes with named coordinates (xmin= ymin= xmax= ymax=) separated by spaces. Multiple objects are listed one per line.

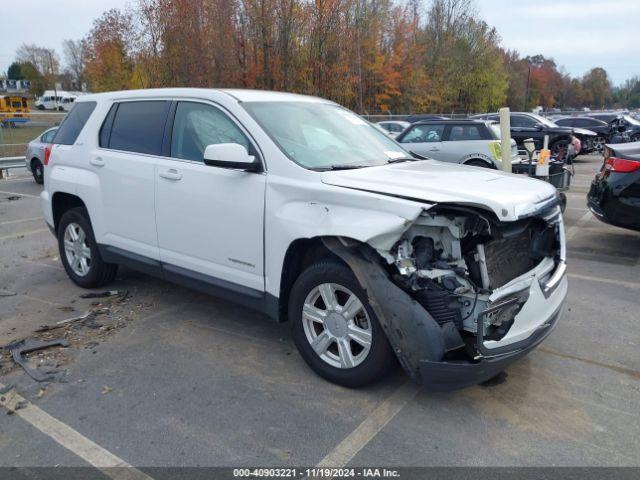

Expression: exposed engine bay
xmin=383 ymin=204 xmax=562 ymax=353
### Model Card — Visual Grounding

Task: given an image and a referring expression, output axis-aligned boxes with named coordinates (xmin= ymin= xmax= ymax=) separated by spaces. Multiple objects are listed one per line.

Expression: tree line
xmin=5 ymin=0 xmax=640 ymax=114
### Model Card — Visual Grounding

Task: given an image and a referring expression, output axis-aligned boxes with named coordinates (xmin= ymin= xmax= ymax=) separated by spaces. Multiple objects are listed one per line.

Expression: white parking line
xmin=568 ymin=273 xmax=640 ymax=290
xmin=315 ymin=382 xmax=419 ymax=468
xmin=0 ymin=189 xmax=41 ymax=199
xmin=0 ymin=216 xmax=42 ymax=226
xmin=0 ymin=384 xmax=153 ymax=480
xmin=0 ymin=228 xmax=49 ymax=241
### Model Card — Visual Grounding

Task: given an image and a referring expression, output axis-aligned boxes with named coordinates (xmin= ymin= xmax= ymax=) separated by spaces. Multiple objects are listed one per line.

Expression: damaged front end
xmin=323 ymin=200 xmax=567 ymax=391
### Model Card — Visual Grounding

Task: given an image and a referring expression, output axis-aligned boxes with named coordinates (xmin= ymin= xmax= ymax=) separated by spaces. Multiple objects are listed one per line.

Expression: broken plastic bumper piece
xmin=418 ymin=303 xmax=563 ymax=392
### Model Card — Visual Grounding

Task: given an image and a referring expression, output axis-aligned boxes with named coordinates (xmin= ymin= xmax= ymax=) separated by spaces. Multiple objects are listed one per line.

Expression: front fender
xmin=265 ymin=180 xmax=428 ymax=297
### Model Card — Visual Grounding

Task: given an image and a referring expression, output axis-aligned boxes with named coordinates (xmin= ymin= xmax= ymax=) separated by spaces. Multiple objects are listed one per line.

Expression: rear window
xmin=53 ymin=101 xmax=97 ymax=145
xmin=107 ymin=101 xmax=170 ymax=155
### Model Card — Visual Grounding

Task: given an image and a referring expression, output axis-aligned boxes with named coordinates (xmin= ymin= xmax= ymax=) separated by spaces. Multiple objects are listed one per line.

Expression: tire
xmin=31 ymin=159 xmax=44 ymax=184
xmin=465 ymin=159 xmax=493 ymax=168
xmin=289 ymin=261 xmax=395 ymax=387
xmin=57 ymin=207 xmax=118 ymax=288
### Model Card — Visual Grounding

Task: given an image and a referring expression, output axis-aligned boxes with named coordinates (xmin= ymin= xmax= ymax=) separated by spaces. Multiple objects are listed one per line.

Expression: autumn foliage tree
xmin=30 ymin=0 xmax=627 ymax=113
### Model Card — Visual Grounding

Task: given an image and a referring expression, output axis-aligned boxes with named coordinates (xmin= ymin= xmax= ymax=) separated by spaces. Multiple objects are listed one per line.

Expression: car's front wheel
xmin=289 ymin=261 xmax=394 ymax=387
xmin=58 ymin=207 xmax=118 ymax=288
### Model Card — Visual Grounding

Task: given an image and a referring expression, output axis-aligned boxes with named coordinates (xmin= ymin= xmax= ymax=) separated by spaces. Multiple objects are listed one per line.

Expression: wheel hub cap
xmin=325 ymin=312 xmax=348 ymax=338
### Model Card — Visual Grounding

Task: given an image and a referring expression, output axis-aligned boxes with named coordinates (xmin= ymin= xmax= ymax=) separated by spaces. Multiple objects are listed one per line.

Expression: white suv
xmin=42 ymin=89 xmax=567 ymax=390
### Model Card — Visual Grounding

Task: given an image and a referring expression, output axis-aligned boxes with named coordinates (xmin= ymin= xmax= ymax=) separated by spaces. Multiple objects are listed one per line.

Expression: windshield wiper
xmin=386 ymin=157 xmax=416 ymax=164
xmin=314 ymin=164 xmax=370 ymax=171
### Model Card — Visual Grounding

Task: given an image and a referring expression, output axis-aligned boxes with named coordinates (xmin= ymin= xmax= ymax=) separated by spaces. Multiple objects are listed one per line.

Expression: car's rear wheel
xmin=289 ymin=261 xmax=394 ymax=387
xmin=31 ymin=159 xmax=44 ymax=184
xmin=58 ymin=207 xmax=118 ymax=288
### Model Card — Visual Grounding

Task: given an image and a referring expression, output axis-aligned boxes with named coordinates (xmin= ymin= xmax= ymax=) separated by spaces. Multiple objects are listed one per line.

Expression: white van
xmin=41 ymin=88 xmax=567 ymax=390
xmin=35 ymin=91 xmax=78 ymax=111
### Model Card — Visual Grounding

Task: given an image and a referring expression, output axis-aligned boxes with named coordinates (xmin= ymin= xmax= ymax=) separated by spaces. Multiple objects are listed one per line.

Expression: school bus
xmin=0 ymin=95 xmax=30 ymax=125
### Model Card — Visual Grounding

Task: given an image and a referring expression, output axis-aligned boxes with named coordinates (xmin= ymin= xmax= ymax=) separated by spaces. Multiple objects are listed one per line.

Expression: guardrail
xmin=0 ymin=156 xmax=26 ymax=178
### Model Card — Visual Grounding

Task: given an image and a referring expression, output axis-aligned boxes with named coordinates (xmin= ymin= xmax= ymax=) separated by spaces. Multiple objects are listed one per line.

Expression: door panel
xmin=94 ymin=150 xmax=159 ymax=259
xmin=155 ymin=161 xmax=265 ymax=291
xmin=94 ymin=100 xmax=170 ymax=260
xmin=155 ymin=101 xmax=266 ymax=292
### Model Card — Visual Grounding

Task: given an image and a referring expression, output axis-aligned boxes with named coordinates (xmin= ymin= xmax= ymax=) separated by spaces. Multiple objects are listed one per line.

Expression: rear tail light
xmin=604 ymin=156 xmax=640 ymax=173
xmin=44 ymin=145 xmax=52 ymax=166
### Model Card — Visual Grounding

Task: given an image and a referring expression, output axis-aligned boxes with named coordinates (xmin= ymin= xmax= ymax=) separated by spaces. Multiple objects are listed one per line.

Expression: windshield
xmin=242 ymin=102 xmax=411 ymax=170
xmin=528 ymin=112 xmax=558 ymax=127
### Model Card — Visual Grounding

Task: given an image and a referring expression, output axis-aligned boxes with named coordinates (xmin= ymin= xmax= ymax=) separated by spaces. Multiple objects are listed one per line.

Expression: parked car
xmin=588 ymin=142 xmax=640 ymax=232
xmin=42 ymin=89 xmax=567 ymax=391
xmin=554 ymin=116 xmax=612 ymax=153
xmin=25 ymin=127 xmax=58 ymax=184
xmin=585 ymin=113 xmax=640 ymax=142
xmin=376 ymin=120 xmax=410 ymax=138
xmin=472 ymin=112 xmax=594 ymax=160
xmin=395 ymin=119 xmax=518 ymax=168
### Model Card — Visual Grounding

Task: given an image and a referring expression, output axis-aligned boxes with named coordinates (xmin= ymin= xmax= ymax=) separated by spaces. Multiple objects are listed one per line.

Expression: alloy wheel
xmin=302 ymin=283 xmax=373 ymax=369
xmin=63 ymin=222 xmax=92 ymax=277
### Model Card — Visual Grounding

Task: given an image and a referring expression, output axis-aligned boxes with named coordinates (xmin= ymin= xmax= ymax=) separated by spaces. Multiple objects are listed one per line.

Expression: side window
xmin=52 ymin=101 xmax=97 ymax=145
xmin=41 ymin=129 xmax=56 ymax=143
xmin=170 ymin=102 xmax=249 ymax=162
xmin=510 ymin=115 xmax=535 ymax=128
xmin=99 ymin=104 xmax=118 ymax=148
xmin=574 ymin=118 xmax=588 ymax=127
xmin=109 ymin=101 xmax=170 ymax=155
xmin=448 ymin=125 xmax=483 ymax=141
xmin=400 ymin=124 xmax=444 ymax=143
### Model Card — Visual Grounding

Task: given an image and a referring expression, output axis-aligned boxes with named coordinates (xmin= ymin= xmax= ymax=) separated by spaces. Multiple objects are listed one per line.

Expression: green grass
xmin=0 ymin=125 xmax=49 ymax=145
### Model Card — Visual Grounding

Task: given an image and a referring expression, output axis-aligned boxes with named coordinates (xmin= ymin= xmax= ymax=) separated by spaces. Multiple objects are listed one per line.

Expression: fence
xmin=0 ymin=111 xmax=65 ymax=177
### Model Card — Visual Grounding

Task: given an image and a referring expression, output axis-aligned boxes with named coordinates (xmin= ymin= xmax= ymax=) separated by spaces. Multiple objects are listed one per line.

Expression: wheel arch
xmin=463 ymin=157 xmax=496 ymax=168
xmin=52 ymin=192 xmax=87 ymax=233
xmin=277 ymin=235 xmax=379 ymax=323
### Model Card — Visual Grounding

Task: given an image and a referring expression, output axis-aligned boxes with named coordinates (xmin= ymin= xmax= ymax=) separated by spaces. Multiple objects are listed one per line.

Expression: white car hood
xmin=320 ymin=160 xmax=557 ymax=221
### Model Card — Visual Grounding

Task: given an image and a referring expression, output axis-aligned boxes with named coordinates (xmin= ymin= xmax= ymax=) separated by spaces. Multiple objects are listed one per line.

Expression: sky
xmin=0 ymin=0 xmax=638 ymax=86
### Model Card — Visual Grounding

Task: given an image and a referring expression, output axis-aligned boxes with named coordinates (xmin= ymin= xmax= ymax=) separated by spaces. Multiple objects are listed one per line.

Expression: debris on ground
xmin=5 ymin=196 xmax=21 ymax=201
xmin=0 ymin=290 xmax=17 ymax=297
xmin=8 ymin=339 xmax=69 ymax=382
xmin=101 ymin=385 xmax=112 ymax=394
xmin=80 ymin=290 xmax=121 ymax=299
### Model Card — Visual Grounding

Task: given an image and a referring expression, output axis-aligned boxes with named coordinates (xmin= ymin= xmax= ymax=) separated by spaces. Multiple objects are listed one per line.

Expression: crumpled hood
xmin=320 ymin=160 xmax=557 ymax=221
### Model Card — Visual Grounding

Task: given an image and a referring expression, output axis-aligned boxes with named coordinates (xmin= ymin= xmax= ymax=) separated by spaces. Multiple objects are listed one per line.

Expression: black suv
xmin=586 ymin=113 xmax=640 ymax=142
xmin=473 ymin=112 xmax=584 ymax=158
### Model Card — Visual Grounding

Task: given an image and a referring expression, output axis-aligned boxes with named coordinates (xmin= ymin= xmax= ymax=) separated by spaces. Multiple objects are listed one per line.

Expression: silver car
xmin=25 ymin=127 xmax=57 ymax=184
xmin=395 ymin=120 xmax=518 ymax=168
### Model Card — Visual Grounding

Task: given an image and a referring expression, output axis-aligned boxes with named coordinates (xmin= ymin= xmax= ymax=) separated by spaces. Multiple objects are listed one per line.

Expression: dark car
xmin=587 ymin=142 xmax=640 ymax=232
xmin=555 ymin=116 xmax=612 ymax=153
xmin=472 ymin=112 xmax=592 ymax=159
xmin=586 ymin=113 xmax=640 ymax=142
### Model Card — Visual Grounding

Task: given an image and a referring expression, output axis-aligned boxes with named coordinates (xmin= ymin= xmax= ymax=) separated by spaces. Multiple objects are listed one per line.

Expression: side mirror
xmin=203 ymin=143 xmax=260 ymax=172
xmin=534 ymin=123 xmax=544 ymax=130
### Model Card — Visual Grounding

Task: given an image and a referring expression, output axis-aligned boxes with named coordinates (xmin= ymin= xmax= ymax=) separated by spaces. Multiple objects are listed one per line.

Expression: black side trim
xmin=99 ymin=245 xmax=163 ymax=278
xmin=97 ymin=244 xmax=278 ymax=320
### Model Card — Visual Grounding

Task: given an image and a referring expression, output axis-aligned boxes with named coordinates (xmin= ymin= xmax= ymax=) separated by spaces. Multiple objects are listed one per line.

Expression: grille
xmin=480 ymin=230 xmax=535 ymax=289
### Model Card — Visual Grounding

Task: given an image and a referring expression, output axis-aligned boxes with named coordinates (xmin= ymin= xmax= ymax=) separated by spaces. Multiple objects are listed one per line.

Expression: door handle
xmin=90 ymin=157 xmax=105 ymax=167
xmin=159 ymin=169 xmax=182 ymax=181
xmin=429 ymin=148 xmax=440 ymax=152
